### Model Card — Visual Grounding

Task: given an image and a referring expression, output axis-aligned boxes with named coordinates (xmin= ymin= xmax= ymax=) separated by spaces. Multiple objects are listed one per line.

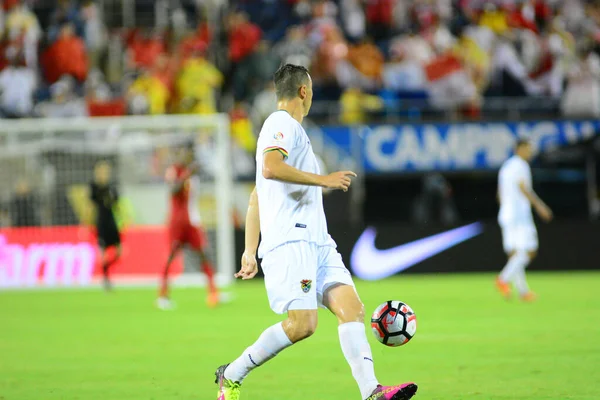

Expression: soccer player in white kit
xmin=214 ymin=65 xmax=418 ymax=400
xmin=496 ymin=139 xmax=553 ymax=301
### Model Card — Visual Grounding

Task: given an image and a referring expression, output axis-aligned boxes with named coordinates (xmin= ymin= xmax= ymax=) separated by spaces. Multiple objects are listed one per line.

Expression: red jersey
xmin=166 ymin=164 xmax=201 ymax=226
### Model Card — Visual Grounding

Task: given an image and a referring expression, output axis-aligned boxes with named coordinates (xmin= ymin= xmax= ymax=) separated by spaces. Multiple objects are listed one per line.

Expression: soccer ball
xmin=370 ymin=300 xmax=417 ymax=347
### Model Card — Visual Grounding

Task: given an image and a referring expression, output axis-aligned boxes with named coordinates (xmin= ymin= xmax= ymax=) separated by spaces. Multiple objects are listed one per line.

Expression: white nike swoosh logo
xmin=350 ymin=222 xmax=484 ymax=280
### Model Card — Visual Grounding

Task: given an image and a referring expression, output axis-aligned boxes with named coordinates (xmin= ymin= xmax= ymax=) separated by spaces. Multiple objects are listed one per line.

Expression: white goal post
xmin=0 ymin=115 xmax=236 ymax=288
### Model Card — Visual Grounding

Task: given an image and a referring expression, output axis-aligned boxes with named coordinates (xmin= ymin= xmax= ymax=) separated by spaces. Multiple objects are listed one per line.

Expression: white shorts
xmin=500 ymin=223 xmax=538 ymax=253
xmin=261 ymin=241 xmax=355 ymax=314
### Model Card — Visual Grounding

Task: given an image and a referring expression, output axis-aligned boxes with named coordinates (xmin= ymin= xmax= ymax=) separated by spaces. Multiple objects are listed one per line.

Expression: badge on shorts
xmin=300 ymin=279 xmax=312 ymax=293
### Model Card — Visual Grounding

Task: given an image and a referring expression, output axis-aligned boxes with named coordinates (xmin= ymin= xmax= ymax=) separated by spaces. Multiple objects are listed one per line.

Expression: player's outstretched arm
xmin=165 ymin=164 xmax=198 ymax=193
xmin=519 ymin=181 xmax=553 ymax=222
xmin=236 ymin=187 xmax=260 ymax=280
xmin=165 ymin=166 xmax=185 ymax=193
xmin=263 ymin=151 xmax=357 ymax=192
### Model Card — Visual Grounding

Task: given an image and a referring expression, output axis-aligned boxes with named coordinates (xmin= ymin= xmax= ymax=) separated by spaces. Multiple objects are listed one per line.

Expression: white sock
xmin=499 ymin=251 xmax=529 ymax=283
xmin=513 ymin=268 xmax=530 ymax=295
xmin=338 ymin=322 xmax=379 ymax=399
xmin=224 ymin=322 xmax=292 ymax=383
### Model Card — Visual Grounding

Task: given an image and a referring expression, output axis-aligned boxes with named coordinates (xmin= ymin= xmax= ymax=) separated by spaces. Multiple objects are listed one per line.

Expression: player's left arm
xmin=236 ymin=187 xmax=260 ymax=280
xmin=262 ymin=129 xmax=356 ymax=190
xmin=263 ymin=151 xmax=356 ymax=191
xmin=518 ymin=179 xmax=553 ymax=222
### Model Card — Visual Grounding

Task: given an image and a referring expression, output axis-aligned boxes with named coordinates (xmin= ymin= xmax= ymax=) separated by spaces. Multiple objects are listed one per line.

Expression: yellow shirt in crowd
xmin=176 ymin=57 xmax=223 ymax=115
xmin=129 ymin=74 xmax=169 ymax=115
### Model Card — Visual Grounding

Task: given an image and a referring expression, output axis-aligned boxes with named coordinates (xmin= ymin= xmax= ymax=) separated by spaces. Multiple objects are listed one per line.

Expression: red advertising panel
xmin=0 ymin=226 xmax=182 ymax=288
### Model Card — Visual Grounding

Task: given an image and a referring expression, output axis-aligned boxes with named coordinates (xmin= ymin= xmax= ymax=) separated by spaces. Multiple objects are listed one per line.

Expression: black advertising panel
xmin=328 ymin=220 xmax=599 ymax=277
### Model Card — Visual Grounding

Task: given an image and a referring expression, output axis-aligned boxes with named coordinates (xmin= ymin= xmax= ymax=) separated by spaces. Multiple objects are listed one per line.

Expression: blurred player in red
xmin=157 ymin=143 xmax=219 ymax=309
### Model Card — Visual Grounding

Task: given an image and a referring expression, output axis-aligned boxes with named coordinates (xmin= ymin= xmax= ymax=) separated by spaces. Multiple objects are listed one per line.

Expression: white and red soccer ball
xmin=370 ymin=300 xmax=417 ymax=347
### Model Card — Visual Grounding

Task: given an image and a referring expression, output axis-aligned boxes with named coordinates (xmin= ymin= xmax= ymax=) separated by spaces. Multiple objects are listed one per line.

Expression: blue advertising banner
xmin=319 ymin=120 xmax=600 ymax=173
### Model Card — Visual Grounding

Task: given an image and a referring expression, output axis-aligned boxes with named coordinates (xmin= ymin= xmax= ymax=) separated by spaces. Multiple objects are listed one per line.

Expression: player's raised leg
xmin=217 ymin=241 xmax=320 ymax=399
xmin=323 ymin=282 xmax=417 ymax=400
xmin=216 ymin=309 xmax=314 ymax=398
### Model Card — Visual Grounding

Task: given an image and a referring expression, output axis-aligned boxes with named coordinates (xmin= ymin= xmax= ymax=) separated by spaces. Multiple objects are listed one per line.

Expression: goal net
xmin=0 ymin=115 xmax=243 ymax=289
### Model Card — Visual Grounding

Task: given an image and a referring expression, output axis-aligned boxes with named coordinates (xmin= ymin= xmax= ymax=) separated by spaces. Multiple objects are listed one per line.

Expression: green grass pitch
xmin=1 ymin=272 xmax=599 ymax=400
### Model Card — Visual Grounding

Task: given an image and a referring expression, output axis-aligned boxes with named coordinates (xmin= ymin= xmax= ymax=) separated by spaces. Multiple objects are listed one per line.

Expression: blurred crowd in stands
xmin=1 ymin=0 xmax=600 ymax=126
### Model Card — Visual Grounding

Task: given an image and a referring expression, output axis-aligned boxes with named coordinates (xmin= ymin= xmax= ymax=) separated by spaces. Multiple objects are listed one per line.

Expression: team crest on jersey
xmin=274 ymin=132 xmax=284 ymax=141
xmin=300 ymin=279 xmax=312 ymax=293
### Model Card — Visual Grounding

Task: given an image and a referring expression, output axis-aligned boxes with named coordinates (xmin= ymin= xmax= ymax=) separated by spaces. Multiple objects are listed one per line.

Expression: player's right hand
xmin=322 ymin=171 xmax=357 ymax=192
xmin=537 ymin=204 xmax=554 ymax=222
xmin=235 ymin=251 xmax=258 ymax=280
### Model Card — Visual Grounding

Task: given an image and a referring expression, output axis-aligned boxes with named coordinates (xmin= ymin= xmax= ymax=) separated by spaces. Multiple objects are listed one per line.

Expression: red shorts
xmin=169 ymin=222 xmax=208 ymax=251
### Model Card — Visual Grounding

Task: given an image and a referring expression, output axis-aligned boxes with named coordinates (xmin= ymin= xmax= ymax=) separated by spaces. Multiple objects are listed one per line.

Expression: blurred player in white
xmin=214 ymin=64 xmax=418 ymax=400
xmin=496 ymin=139 xmax=553 ymax=301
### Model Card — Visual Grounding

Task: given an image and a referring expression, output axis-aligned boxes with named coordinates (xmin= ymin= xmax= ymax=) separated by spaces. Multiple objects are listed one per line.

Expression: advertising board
xmin=0 ymin=226 xmax=180 ymax=288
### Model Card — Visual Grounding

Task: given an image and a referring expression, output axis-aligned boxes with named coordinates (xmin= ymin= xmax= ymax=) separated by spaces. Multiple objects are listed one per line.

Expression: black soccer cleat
xmin=214 ymin=364 xmax=229 ymax=384
xmin=214 ymin=364 xmax=242 ymax=400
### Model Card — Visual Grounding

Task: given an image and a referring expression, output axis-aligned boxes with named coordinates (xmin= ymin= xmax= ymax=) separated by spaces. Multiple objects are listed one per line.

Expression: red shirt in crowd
xmin=178 ymin=23 xmax=212 ymax=61
xmin=366 ymin=0 xmax=393 ymax=27
xmin=42 ymin=33 xmax=88 ymax=83
xmin=228 ymin=21 xmax=261 ymax=63
xmin=128 ymin=32 xmax=165 ymax=69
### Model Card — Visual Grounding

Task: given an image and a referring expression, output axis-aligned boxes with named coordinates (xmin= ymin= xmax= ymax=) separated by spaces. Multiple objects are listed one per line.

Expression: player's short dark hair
xmin=515 ymin=138 xmax=532 ymax=150
xmin=273 ymin=64 xmax=310 ymax=100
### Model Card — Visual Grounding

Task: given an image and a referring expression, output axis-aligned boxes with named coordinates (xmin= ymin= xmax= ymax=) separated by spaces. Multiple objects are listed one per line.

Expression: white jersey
xmin=498 ymin=155 xmax=534 ymax=226
xmin=256 ymin=111 xmax=335 ymax=258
